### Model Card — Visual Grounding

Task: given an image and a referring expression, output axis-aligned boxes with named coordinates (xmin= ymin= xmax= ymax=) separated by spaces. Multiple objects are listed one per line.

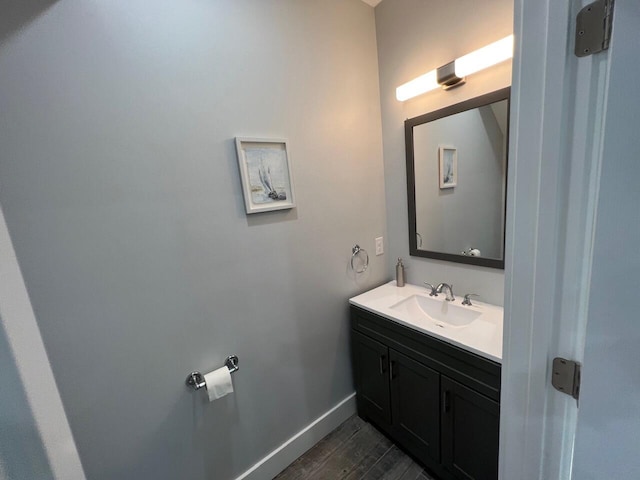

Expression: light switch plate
xmin=375 ymin=237 xmax=384 ymax=256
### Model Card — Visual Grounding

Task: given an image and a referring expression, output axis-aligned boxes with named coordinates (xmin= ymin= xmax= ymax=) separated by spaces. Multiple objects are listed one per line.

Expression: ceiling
xmin=361 ymin=0 xmax=384 ymax=7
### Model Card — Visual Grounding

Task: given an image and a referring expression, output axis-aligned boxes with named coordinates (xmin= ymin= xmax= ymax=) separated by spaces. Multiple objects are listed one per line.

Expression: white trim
xmin=234 ymin=393 xmax=357 ymax=480
xmin=0 ymin=207 xmax=86 ymax=480
xmin=501 ymin=0 xmax=609 ymax=479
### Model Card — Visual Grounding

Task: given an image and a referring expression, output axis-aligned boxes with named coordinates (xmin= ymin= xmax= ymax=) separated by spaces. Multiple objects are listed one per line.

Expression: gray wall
xmin=375 ymin=0 xmax=513 ymax=305
xmin=0 ymin=1 xmax=386 ymax=479
xmin=414 ymin=104 xmax=506 ymax=258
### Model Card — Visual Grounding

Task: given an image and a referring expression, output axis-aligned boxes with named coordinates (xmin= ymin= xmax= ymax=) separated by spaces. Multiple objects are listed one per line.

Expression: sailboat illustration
xmin=258 ymin=160 xmax=287 ymax=201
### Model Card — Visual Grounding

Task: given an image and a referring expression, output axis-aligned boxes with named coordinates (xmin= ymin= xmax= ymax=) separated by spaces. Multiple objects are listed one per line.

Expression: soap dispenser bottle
xmin=396 ymin=258 xmax=405 ymax=287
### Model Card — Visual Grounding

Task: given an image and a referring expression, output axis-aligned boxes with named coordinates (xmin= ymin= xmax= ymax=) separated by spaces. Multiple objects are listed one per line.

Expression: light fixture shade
xmin=396 ymin=70 xmax=438 ymax=101
xmin=454 ymin=35 xmax=514 ymax=78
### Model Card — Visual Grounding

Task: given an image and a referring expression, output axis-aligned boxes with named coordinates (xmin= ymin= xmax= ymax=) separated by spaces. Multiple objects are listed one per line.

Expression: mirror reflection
xmin=406 ymin=88 xmax=509 ymax=269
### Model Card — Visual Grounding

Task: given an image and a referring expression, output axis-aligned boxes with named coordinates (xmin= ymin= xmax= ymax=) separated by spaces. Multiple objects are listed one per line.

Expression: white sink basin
xmin=390 ymin=294 xmax=481 ymax=328
xmin=349 ymin=282 xmax=504 ymax=362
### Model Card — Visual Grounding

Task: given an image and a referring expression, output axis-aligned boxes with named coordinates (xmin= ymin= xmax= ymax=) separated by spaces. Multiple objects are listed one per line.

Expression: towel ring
xmin=351 ymin=245 xmax=369 ymax=274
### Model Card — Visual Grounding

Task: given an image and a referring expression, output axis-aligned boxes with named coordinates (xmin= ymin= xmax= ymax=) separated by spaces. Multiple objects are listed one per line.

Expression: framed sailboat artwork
xmin=438 ymin=145 xmax=457 ymax=189
xmin=235 ymin=137 xmax=296 ymax=214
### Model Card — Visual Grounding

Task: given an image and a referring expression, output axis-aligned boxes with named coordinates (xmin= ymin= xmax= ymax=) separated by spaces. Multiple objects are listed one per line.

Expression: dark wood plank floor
xmin=275 ymin=415 xmax=435 ymax=480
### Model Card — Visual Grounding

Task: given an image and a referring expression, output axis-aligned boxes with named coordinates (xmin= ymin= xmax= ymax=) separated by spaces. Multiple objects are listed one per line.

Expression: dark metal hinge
xmin=552 ymin=357 xmax=581 ymax=405
xmin=575 ymin=0 xmax=614 ymax=57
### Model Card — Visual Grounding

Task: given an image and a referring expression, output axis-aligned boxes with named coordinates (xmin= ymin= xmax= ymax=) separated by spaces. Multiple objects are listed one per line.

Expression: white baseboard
xmin=234 ymin=392 xmax=357 ymax=480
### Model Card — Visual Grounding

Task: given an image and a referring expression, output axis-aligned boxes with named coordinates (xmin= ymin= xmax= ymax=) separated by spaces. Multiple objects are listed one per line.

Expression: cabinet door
xmin=390 ymin=350 xmax=441 ymax=467
xmin=352 ymin=331 xmax=391 ymax=426
xmin=441 ymin=376 xmax=500 ymax=480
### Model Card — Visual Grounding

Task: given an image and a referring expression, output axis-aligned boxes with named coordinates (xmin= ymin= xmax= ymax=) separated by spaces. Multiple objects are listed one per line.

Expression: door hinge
xmin=552 ymin=357 xmax=581 ymax=404
xmin=575 ymin=0 xmax=614 ymax=57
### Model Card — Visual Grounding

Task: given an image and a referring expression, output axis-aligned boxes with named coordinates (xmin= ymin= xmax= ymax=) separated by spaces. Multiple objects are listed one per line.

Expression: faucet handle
xmin=462 ymin=293 xmax=480 ymax=306
xmin=423 ymin=282 xmax=438 ymax=296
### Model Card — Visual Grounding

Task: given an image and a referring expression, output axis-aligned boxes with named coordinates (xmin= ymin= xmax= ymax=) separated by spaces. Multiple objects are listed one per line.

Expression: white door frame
xmin=0 ymin=205 xmax=86 ymax=480
xmin=500 ymin=0 xmax=610 ymax=478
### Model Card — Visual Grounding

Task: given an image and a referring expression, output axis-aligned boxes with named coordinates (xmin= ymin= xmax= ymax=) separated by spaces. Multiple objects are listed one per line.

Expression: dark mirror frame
xmin=405 ymin=87 xmax=510 ymax=269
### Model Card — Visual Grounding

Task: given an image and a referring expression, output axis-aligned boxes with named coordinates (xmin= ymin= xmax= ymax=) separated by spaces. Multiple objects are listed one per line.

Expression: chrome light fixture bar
xmin=396 ymin=35 xmax=514 ymax=101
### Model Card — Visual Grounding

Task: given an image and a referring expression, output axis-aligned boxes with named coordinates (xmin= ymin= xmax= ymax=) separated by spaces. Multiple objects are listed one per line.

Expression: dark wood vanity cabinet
xmin=441 ymin=377 xmax=500 ymax=479
xmin=351 ymin=306 xmax=501 ymax=480
xmin=351 ymin=331 xmax=392 ymax=426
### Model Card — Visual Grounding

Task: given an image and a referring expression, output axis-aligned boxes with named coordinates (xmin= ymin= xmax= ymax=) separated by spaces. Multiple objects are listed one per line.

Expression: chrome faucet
xmin=462 ymin=293 xmax=480 ymax=306
xmin=423 ymin=282 xmax=438 ymax=297
xmin=436 ymin=283 xmax=455 ymax=301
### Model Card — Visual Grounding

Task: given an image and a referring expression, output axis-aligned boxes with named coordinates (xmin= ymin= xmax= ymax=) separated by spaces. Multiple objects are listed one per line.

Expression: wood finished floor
xmin=274 ymin=415 xmax=434 ymax=480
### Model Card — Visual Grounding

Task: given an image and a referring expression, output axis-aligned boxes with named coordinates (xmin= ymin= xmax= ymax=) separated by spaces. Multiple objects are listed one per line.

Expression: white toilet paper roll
xmin=204 ymin=366 xmax=234 ymax=402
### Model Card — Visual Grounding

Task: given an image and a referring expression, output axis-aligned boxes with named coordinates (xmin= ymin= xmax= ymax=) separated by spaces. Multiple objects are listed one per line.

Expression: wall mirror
xmin=405 ymin=87 xmax=510 ymax=269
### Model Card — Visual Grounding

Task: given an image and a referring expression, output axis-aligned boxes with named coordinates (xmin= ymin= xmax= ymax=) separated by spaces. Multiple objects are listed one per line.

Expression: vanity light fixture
xmin=396 ymin=35 xmax=514 ymax=101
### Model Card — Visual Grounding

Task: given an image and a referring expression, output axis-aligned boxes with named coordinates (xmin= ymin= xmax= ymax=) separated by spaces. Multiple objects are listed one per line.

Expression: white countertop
xmin=349 ymin=281 xmax=503 ymax=363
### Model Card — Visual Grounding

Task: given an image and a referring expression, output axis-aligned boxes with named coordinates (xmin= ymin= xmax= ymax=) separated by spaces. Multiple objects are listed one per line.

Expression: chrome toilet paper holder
xmin=186 ymin=355 xmax=239 ymax=391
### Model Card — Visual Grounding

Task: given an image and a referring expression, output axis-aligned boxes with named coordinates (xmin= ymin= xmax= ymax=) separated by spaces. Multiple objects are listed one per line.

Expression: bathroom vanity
xmin=349 ymin=282 xmax=502 ymax=480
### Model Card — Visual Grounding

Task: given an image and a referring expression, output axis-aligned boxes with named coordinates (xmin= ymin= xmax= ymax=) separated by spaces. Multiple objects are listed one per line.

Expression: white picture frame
xmin=438 ymin=145 xmax=457 ymax=189
xmin=235 ymin=137 xmax=296 ymax=214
